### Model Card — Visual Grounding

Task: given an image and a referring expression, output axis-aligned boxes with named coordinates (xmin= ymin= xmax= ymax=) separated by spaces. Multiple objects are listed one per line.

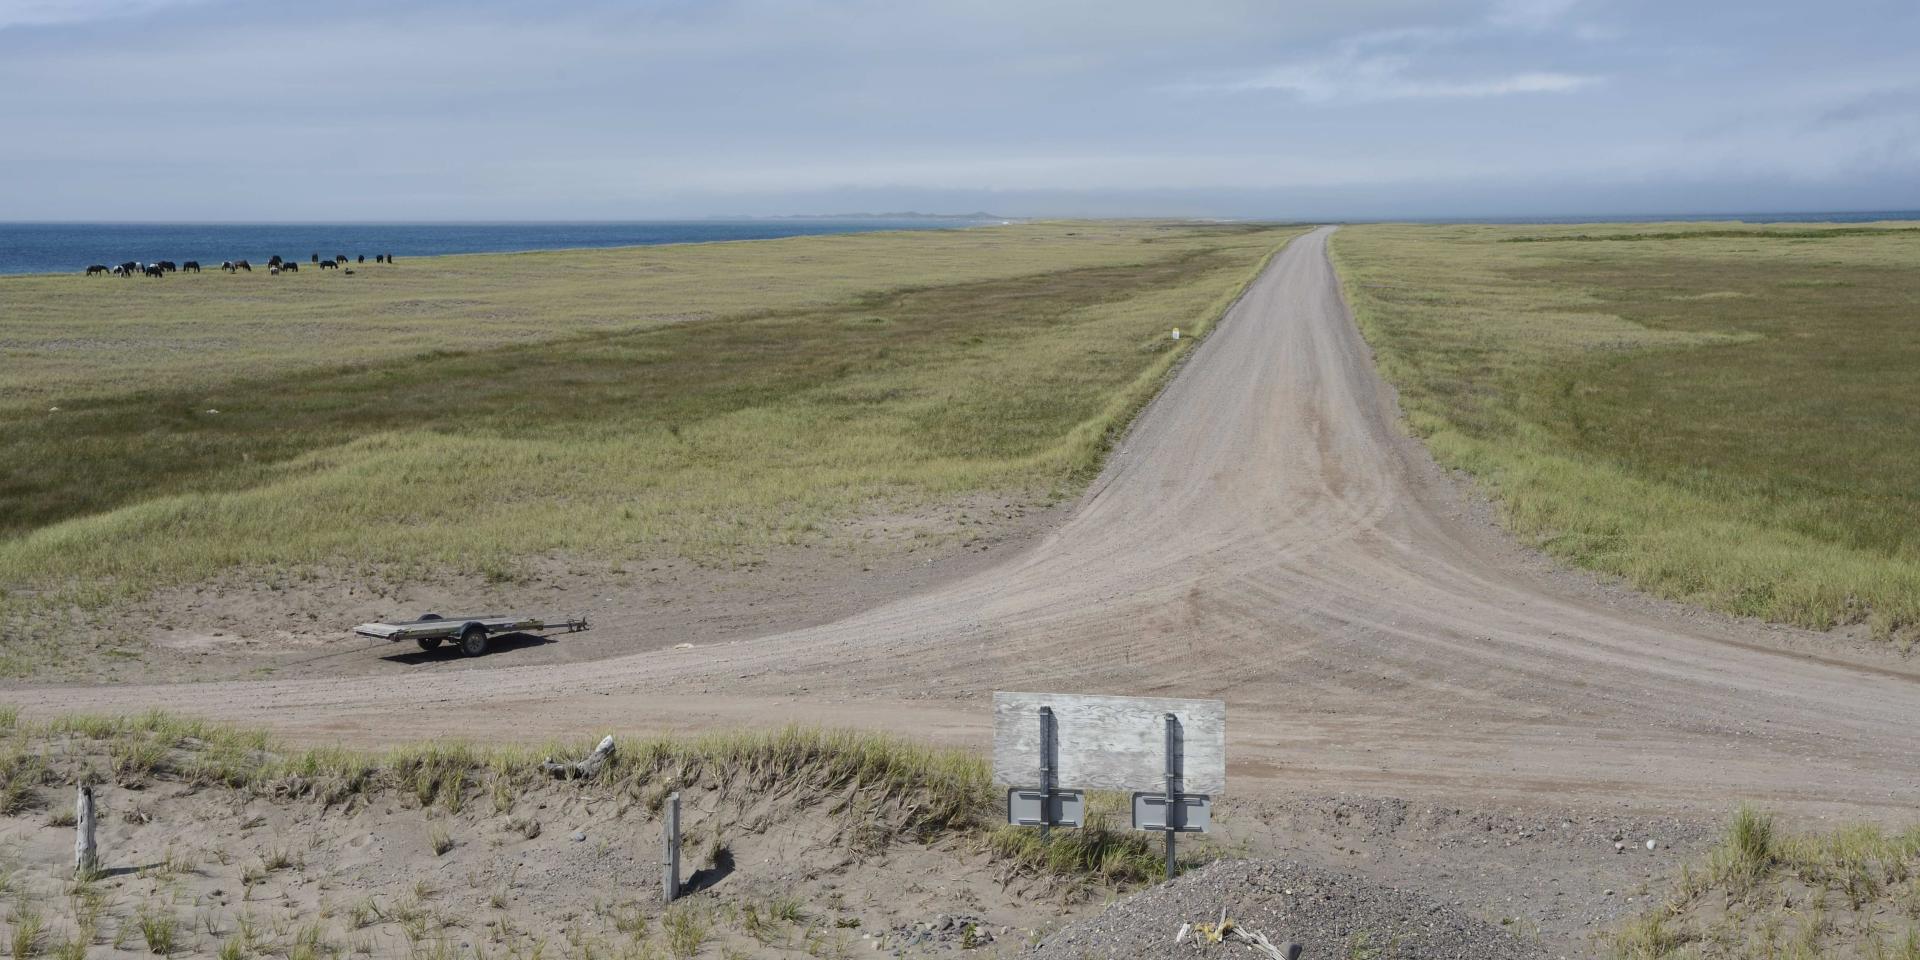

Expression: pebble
xmin=570 ymin=830 xmax=586 ymax=842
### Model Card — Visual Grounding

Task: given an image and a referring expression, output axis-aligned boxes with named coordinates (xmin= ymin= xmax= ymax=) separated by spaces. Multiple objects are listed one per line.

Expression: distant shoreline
xmin=5 ymin=212 xmax=1916 ymax=276
xmin=0 ymin=217 xmax=1006 ymax=277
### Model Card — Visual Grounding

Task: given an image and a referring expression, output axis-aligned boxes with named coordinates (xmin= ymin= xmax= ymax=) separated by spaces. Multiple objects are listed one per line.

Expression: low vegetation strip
xmin=1332 ymin=222 xmax=1920 ymax=639
xmin=0 ymin=706 xmax=1172 ymax=959
xmin=1610 ymin=807 xmax=1920 ymax=958
xmin=0 ymin=224 xmax=1301 ymax=641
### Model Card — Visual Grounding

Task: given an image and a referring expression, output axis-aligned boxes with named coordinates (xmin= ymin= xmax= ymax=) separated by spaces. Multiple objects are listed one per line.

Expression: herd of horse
xmin=85 ymin=252 xmax=398 ymax=278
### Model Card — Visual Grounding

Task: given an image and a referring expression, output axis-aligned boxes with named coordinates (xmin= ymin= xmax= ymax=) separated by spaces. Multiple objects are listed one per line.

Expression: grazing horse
xmin=356 ymin=254 xmax=364 ymax=263
xmin=268 ymin=255 xmax=284 ymax=267
xmin=282 ymin=261 xmax=299 ymax=272
xmin=158 ymin=260 xmax=177 ymax=273
xmin=318 ymin=259 xmax=338 ymax=269
xmin=182 ymin=261 xmax=201 ymax=273
xmin=86 ymin=264 xmax=108 ymax=276
xmin=334 ymin=254 xmax=347 ymax=263
xmin=143 ymin=264 xmax=165 ymax=277
xmin=118 ymin=261 xmax=138 ymax=277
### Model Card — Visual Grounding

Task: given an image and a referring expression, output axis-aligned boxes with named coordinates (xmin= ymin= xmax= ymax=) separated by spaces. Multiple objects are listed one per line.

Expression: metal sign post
xmin=1005 ymin=703 xmax=1085 ymax=830
xmin=1039 ymin=706 xmax=1054 ymax=839
xmin=1163 ymin=712 xmax=1178 ymax=880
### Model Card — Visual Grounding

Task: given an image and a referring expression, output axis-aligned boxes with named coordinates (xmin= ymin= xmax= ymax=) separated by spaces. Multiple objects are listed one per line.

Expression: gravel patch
xmin=1025 ymin=859 xmax=1549 ymax=960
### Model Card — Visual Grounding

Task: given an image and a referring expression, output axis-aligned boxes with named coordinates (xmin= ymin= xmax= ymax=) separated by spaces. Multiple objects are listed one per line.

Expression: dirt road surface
xmin=27 ymin=227 xmax=1920 ymax=819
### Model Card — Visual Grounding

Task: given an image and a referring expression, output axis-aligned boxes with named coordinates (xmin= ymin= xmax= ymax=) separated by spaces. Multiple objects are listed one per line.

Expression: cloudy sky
xmin=2 ymin=0 xmax=1916 ymax=219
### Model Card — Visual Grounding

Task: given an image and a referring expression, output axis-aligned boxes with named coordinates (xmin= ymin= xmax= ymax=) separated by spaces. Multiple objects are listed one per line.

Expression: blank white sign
xmin=991 ymin=691 xmax=1225 ymax=795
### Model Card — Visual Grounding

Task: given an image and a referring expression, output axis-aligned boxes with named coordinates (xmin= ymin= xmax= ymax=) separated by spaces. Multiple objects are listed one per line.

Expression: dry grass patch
xmin=1609 ymin=807 xmax=1920 ymax=958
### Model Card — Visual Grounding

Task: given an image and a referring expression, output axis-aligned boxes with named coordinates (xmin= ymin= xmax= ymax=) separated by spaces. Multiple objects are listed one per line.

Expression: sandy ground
xmin=20 ymin=226 xmax=1920 ymax=955
xmin=42 ymin=493 xmax=1061 ymax=685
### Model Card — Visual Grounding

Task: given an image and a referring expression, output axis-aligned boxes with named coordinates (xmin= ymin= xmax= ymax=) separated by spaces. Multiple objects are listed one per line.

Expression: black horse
xmin=157 ymin=260 xmax=177 ymax=273
xmin=282 ymin=261 xmax=299 ymax=272
xmin=86 ymin=264 xmax=108 ymax=276
xmin=182 ymin=261 xmax=201 ymax=273
xmin=318 ymin=259 xmax=338 ymax=269
xmin=118 ymin=261 xmax=138 ymax=277
xmin=143 ymin=264 xmax=165 ymax=277
xmin=311 ymin=253 xmax=320 ymax=263
xmin=334 ymin=254 xmax=347 ymax=263
xmin=356 ymin=254 xmax=364 ymax=263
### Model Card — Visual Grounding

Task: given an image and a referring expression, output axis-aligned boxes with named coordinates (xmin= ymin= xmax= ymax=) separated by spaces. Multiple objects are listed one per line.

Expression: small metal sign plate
xmin=1131 ymin=793 xmax=1211 ymax=833
xmin=1006 ymin=788 xmax=1086 ymax=828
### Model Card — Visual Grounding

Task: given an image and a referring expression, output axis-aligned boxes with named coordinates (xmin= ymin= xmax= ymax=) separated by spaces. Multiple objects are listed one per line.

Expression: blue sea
xmin=2 ymin=212 xmax=1915 ymax=276
xmin=0 ymin=219 xmax=1000 ymax=276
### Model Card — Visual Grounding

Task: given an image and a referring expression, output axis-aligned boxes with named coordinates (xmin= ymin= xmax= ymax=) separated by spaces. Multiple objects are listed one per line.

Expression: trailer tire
xmin=459 ymin=625 xmax=489 ymax=657
xmin=417 ymin=637 xmax=443 ymax=652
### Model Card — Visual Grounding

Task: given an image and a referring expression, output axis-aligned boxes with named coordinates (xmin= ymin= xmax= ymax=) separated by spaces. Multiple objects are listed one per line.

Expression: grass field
xmin=0 ymin=222 xmax=1301 ymax=640
xmin=1332 ymin=222 xmax=1920 ymax=640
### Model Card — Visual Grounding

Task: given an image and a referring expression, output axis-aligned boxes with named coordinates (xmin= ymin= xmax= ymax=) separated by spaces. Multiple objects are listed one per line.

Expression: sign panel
xmin=991 ymin=692 xmax=1226 ymax=795
xmin=1132 ymin=793 xmax=1211 ymax=833
xmin=1006 ymin=788 xmax=1086 ymax=828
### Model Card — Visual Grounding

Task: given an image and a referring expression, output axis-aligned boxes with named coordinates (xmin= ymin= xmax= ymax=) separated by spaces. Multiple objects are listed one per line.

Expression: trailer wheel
xmin=459 ymin=625 xmax=489 ymax=657
xmin=416 ymin=637 xmax=443 ymax=652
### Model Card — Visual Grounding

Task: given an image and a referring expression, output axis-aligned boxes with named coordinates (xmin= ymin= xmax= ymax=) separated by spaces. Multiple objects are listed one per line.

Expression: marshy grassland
xmin=0 ymin=222 xmax=1302 ymax=642
xmin=1332 ymin=222 xmax=1920 ymax=640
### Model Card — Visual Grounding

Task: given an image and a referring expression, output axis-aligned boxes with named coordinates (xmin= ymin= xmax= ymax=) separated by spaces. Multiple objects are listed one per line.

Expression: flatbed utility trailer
xmin=354 ymin=613 xmax=589 ymax=657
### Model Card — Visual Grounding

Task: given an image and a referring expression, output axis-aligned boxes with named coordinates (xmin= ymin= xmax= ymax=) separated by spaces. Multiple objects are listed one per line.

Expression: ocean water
xmin=3 ymin=212 xmax=1915 ymax=276
xmin=0 ymin=219 xmax=996 ymax=276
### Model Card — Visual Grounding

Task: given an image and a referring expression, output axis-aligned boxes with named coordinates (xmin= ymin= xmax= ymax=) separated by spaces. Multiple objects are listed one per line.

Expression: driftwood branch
xmin=541 ymin=735 xmax=615 ymax=779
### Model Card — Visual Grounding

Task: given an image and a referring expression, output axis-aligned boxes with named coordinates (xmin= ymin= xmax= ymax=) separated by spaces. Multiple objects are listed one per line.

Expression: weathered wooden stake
xmin=75 ymin=785 xmax=98 ymax=877
xmin=661 ymin=792 xmax=681 ymax=904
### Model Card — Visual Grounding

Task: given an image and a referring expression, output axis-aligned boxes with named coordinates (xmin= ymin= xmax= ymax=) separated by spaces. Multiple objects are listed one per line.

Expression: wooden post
xmin=661 ymin=792 xmax=680 ymax=904
xmin=75 ymin=785 xmax=97 ymax=877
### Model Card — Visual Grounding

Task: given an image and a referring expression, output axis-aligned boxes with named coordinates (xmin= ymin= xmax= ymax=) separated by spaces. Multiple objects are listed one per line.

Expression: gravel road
xmin=21 ymin=226 xmax=1920 ymax=819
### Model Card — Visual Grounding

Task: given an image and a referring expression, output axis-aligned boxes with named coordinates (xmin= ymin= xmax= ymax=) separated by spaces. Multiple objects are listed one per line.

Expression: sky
xmin=1 ymin=0 xmax=1917 ymax=220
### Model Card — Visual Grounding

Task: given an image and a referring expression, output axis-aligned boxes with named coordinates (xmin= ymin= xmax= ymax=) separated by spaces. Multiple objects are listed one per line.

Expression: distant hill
xmin=759 ymin=212 xmax=1010 ymax=221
